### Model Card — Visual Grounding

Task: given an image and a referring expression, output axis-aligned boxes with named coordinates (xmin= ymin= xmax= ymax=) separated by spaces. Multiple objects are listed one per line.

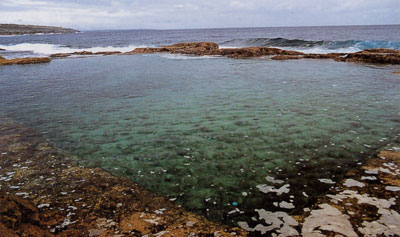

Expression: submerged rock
xmin=0 ymin=117 xmax=247 ymax=236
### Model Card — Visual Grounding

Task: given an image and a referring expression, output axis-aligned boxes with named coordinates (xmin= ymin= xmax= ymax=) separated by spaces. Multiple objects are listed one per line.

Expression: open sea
xmin=1 ymin=25 xmax=400 ymax=230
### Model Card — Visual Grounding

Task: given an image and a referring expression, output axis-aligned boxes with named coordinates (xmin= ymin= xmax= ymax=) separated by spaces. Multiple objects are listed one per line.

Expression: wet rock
xmin=71 ymin=51 xmax=94 ymax=55
xmin=0 ymin=56 xmax=51 ymax=65
xmin=50 ymin=53 xmax=71 ymax=58
xmin=302 ymin=204 xmax=358 ymax=237
xmin=125 ymin=47 xmax=170 ymax=54
xmin=162 ymin=42 xmax=219 ymax=50
xmin=0 ymin=192 xmax=52 ymax=236
xmin=298 ymin=146 xmax=400 ymax=236
xmin=94 ymin=51 xmax=121 ymax=55
xmin=303 ymin=53 xmax=345 ymax=59
xmin=271 ymin=55 xmax=302 ymax=60
xmin=337 ymin=49 xmax=400 ymax=64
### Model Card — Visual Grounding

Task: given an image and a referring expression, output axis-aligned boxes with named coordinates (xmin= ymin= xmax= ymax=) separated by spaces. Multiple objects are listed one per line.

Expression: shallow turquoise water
xmin=1 ymin=54 xmax=400 ymax=226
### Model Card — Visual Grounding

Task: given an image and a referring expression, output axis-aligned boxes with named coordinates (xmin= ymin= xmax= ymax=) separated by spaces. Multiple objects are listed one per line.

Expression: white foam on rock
xmin=386 ymin=186 xmax=400 ymax=192
xmin=343 ymin=179 xmax=365 ymax=188
xmin=302 ymin=204 xmax=358 ymax=237
xmin=238 ymin=209 xmax=298 ymax=236
xmin=0 ymin=43 xmax=148 ymax=57
xmin=256 ymin=184 xmax=290 ymax=195
xmin=318 ymin=178 xmax=335 ymax=184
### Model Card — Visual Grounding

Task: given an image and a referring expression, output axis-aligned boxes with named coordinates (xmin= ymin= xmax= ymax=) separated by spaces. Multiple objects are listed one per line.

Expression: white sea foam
xmin=0 ymin=43 xmax=147 ymax=57
xmin=219 ymin=45 xmax=239 ymax=49
xmin=219 ymin=45 xmax=362 ymax=54
xmin=279 ymin=46 xmax=362 ymax=54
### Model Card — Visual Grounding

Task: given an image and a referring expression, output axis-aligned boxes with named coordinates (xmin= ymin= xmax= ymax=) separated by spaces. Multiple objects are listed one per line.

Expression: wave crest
xmin=220 ymin=37 xmax=400 ymax=54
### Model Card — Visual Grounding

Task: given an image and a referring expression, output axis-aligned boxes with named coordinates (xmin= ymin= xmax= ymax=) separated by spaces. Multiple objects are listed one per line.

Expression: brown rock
xmin=338 ymin=52 xmax=400 ymax=64
xmin=271 ymin=55 xmax=303 ymax=60
xmin=125 ymin=47 xmax=170 ymax=54
xmin=337 ymin=49 xmax=400 ymax=64
xmin=94 ymin=51 xmax=121 ymax=55
xmin=50 ymin=53 xmax=71 ymax=58
xmin=0 ymin=57 xmax=51 ymax=65
xmin=72 ymin=51 xmax=94 ymax=55
xmin=304 ymin=53 xmax=345 ymax=59
xmin=0 ymin=48 xmax=4 ymax=51
xmin=163 ymin=42 xmax=219 ymax=50
xmin=0 ymin=192 xmax=52 ymax=236
xmin=362 ymin=48 xmax=400 ymax=54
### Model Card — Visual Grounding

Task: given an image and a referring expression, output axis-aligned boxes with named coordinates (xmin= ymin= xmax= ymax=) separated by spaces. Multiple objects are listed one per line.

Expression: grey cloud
xmin=0 ymin=0 xmax=398 ymax=29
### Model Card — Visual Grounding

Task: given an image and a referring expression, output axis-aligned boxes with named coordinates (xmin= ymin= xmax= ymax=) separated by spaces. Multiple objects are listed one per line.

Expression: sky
xmin=0 ymin=0 xmax=399 ymax=30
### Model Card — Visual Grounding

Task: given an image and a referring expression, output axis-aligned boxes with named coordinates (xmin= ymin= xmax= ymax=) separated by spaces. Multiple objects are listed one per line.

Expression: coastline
xmin=0 ymin=24 xmax=79 ymax=36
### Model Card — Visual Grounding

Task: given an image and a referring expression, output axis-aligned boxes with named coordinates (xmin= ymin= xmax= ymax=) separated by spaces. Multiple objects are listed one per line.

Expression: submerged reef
xmin=0 ymin=118 xmax=246 ymax=236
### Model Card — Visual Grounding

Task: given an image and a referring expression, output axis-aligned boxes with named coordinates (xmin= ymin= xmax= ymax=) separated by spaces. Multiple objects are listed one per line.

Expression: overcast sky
xmin=0 ymin=0 xmax=399 ymax=30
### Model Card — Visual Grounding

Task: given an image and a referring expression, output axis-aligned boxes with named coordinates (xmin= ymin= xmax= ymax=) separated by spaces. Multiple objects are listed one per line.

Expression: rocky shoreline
xmin=1 ymin=42 xmax=400 ymax=66
xmin=0 ymin=24 xmax=79 ymax=36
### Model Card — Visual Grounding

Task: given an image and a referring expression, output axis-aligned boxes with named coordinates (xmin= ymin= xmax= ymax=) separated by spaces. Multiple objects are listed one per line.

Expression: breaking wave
xmin=220 ymin=37 xmax=400 ymax=54
xmin=0 ymin=43 xmax=148 ymax=58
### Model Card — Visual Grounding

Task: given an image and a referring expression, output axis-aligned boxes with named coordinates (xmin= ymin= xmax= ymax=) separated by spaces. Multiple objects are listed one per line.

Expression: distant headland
xmin=0 ymin=24 xmax=79 ymax=35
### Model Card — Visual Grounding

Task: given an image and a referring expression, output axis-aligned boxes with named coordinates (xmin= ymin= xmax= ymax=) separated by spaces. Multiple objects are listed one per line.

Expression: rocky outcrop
xmin=0 ymin=56 xmax=51 ymax=65
xmin=23 ymin=41 xmax=400 ymax=65
xmin=123 ymin=42 xmax=400 ymax=64
xmin=163 ymin=42 xmax=219 ymax=50
xmin=0 ymin=118 xmax=247 ymax=236
xmin=49 ymin=53 xmax=71 ymax=58
xmin=0 ymin=24 xmax=79 ymax=35
xmin=271 ymin=55 xmax=303 ymax=60
xmin=337 ymin=49 xmax=400 ymax=64
xmin=304 ymin=53 xmax=345 ymax=59
xmin=0 ymin=192 xmax=52 ymax=236
xmin=50 ymin=51 xmax=121 ymax=58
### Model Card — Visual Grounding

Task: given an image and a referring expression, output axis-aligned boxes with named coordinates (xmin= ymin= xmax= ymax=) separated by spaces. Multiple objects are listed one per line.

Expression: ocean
xmin=1 ymin=25 xmax=400 ymax=230
xmin=1 ymin=25 xmax=400 ymax=58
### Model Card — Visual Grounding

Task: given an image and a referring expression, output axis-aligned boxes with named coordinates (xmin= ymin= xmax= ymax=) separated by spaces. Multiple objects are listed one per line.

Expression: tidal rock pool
xmin=1 ymin=54 xmax=399 ymax=227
